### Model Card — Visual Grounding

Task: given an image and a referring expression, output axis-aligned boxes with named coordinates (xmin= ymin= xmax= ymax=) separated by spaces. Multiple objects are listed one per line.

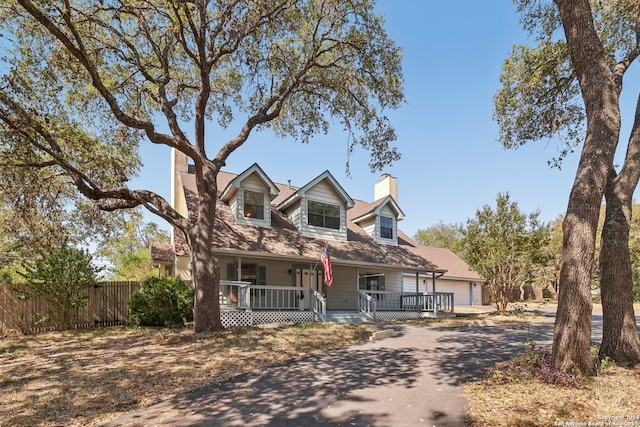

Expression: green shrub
xmin=128 ymin=276 xmax=194 ymax=327
xmin=17 ymin=240 xmax=102 ymax=328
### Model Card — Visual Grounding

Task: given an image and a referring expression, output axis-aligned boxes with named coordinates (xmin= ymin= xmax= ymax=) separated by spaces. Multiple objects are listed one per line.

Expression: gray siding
xmin=326 ymin=266 xmax=358 ymax=310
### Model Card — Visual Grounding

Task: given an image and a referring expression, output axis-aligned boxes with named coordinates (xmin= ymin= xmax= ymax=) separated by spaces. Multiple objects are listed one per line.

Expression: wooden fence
xmin=1 ymin=281 xmax=142 ymax=334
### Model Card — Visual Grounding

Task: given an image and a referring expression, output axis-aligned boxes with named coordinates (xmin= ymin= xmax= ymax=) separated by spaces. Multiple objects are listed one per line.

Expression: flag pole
xmin=312 ymin=241 xmax=329 ymax=273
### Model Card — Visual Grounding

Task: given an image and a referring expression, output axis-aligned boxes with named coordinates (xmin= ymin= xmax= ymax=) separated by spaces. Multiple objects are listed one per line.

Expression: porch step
xmin=325 ymin=311 xmax=366 ymax=324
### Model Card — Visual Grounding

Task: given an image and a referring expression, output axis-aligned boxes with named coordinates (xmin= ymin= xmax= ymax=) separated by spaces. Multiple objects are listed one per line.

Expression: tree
xmin=17 ymin=240 xmax=102 ymax=328
xmin=460 ymin=193 xmax=551 ymax=315
xmin=0 ymin=157 xmax=125 ymax=264
xmin=494 ymin=0 xmax=640 ymax=372
xmin=97 ymin=210 xmax=169 ymax=281
xmin=0 ymin=0 xmax=403 ymax=332
xmin=413 ymin=221 xmax=464 ymax=253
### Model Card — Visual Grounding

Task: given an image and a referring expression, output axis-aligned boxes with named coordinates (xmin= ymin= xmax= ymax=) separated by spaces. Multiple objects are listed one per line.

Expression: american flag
xmin=320 ymin=246 xmax=334 ymax=287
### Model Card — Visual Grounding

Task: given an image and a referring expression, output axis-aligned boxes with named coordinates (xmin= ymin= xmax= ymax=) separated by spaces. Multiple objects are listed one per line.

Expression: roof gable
xmin=276 ymin=170 xmax=355 ymax=211
xmin=351 ymin=195 xmax=405 ymax=223
xmin=219 ymin=163 xmax=279 ymax=202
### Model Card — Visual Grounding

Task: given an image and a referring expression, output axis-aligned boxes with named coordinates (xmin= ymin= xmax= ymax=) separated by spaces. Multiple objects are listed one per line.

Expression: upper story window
xmin=308 ymin=200 xmax=340 ymax=230
xmin=243 ymin=189 xmax=264 ymax=220
xmin=380 ymin=216 xmax=394 ymax=239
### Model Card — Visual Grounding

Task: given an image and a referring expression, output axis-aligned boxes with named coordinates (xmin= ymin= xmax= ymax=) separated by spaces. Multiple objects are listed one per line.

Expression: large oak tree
xmin=0 ymin=0 xmax=404 ymax=332
xmin=495 ymin=0 xmax=640 ymax=371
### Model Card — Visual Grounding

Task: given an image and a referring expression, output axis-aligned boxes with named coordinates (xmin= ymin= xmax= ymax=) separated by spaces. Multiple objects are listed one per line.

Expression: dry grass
xmin=404 ymin=311 xmax=554 ymax=328
xmin=466 ymin=353 xmax=640 ymax=426
xmin=0 ymin=322 xmax=378 ymax=427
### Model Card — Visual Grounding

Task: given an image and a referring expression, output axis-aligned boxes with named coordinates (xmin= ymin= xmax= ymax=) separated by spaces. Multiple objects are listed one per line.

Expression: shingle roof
xmin=150 ymin=243 xmax=175 ymax=264
xmin=398 ymin=230 xmax=485 ymax=281
xmin=176 ymin=171 xmax=445 ymax=273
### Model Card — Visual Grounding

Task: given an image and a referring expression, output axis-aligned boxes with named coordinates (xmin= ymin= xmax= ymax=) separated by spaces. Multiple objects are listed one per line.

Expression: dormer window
xmin=380 ymin=216 xmax=394 ymax=239
xmin=243 ymin=189 xmax=264 ymax=220
xmin=308 ymin=200 xmax=340 ymax=230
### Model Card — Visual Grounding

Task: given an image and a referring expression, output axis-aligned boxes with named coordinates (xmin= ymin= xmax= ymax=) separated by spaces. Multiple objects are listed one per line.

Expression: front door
xmin=295 ymin=268 xmax=323 ymax=309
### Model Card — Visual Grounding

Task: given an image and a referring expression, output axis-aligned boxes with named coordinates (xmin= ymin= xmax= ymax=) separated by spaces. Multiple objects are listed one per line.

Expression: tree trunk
xmin=598 ymin=92 xmax=640 ymax=365
xmin=552 ymin=0 xmax=621 ymax=374
xmin=189 ymin=165 xmax=223 ymax=332
xmin=599 ymin=172 xmax=640 ymax=364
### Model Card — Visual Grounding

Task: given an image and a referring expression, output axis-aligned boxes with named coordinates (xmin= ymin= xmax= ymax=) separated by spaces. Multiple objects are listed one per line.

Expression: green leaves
xmin=494 ymin=40 xmax=584 ymax=166
xmin=16 ymin=239 xmax=103 ymax=327
xmin=128 ymin=276 xmax=194 ymax=327
xmin=461 ymin=193 xmax=551 ymax=314
xmin=496 ymin=0 xmax=640 ymax=168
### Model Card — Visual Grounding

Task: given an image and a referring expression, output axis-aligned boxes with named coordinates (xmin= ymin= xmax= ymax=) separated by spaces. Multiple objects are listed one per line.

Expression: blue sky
xmin=132 ymin=1 xmax=632 ymax=237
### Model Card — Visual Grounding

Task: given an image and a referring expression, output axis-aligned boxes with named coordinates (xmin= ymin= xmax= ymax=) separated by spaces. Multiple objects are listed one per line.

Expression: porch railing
xmin=220 ymin=280 xmax=251 ymax=310
xmin=311 ymin=289 xmax=326 ymax=322
xmin=221 ymin=282 xmax=454 ymax=320
xmin=358 ymin=290 xmax=455 ymax=320
xmin=357 ymin=290 xmax=377 ymax=321
xmin=220 ymin=281 xmax=321 ymax=312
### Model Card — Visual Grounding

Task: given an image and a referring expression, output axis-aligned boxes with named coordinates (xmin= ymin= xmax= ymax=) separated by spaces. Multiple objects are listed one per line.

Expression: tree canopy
xmin=413 ymin=221 xmax=464 ymax=253
xmin=460 ymin=193 xmax=551 ymax=314
xmin=496 ymin=0 xmax=640 ymax=371
xmin=0 ymin=0 xmax=404 ymax=331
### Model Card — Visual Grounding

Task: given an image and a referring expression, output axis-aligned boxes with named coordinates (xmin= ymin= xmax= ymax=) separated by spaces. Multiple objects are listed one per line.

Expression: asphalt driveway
xmin=100 ymin=319 xmax=557 ymax=427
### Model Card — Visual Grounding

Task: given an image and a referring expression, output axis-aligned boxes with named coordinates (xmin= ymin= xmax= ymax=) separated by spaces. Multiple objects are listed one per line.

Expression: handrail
xmin=357 ymin=289 xmax=377 ymax=321
xmin=311 ymin=289 xmax=326 ymax=322
xmin=220 ymin=280 xmax=251 ymax=310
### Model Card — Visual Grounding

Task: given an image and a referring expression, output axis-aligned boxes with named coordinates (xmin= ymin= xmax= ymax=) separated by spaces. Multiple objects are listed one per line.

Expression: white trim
xmin=277 ymin=170 xmax=354 ymax=211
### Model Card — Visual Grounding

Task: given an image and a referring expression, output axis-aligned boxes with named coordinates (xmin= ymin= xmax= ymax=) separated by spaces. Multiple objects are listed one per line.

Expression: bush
xmin=128 ymin=276 xmax=194 ymax=327
xmin=17 ymin=240 xmax=102 ymax=328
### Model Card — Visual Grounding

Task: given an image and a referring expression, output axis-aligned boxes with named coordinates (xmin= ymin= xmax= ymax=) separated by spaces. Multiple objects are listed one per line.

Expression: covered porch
xmin=218 ymin=280 xmax=454 ymax=327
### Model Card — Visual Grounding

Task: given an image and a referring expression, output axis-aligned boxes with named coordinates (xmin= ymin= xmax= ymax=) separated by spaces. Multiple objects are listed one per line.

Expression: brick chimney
xmin=374 ymin=173 xmax=398 ymax=202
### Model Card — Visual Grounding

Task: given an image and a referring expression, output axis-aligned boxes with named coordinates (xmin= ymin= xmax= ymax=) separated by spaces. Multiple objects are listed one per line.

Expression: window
xmin=380 ymin=216 xmax=394 ymax=239
xmin=226 ymin=263 xmax=266 ymax=285
xmin=359 ymin=273 xmax=385 ymax=299
xmin=308 ymin=200 xmax=340 ymax=230
xmin=243 ymin=190 xmax=264 ymax=220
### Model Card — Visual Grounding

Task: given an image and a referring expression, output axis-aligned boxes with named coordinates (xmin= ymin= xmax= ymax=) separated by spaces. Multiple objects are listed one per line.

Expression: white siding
xmin=434 ymin=279 xmax=471 ymax=306
xmin=300 ymin=180 xmax=348 ymax=242
xmin=360 ymin=217 xmax=376 ymax=239
xmin=284 ymin=202 xmax=302 ymax=230
xmin=402 ymin=273 xmax=478 ymax=306
xmin=382 ymin=270 xmax=403 ymax=292
xmin=402 ymin=273 xmax=429 ymax=293
xmin=176 ymin=255 xmax=191 ymax=281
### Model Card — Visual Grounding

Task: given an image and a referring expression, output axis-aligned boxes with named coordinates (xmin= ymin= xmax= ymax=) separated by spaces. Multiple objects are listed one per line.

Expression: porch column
xmin=432 ymin=272 xmax=436 ymax=293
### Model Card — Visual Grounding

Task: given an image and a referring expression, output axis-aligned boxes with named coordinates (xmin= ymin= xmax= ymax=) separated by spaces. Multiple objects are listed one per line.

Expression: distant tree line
xmin=414 ymin=194 xmax=640 ymax=311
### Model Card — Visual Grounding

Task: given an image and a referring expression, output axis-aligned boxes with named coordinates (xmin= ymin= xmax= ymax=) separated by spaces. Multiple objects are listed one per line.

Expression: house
xmin=400 ymin=243 xmax=485 ymax=306
xmin=152 ymin=150 xmax=484 ymax=326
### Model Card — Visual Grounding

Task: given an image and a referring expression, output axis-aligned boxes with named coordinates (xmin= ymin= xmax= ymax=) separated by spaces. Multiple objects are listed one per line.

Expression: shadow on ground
xmin=105 ymin=346 xmax=421 ymax=426
xmin=102 ymin=322 xmax=558 ymax=427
